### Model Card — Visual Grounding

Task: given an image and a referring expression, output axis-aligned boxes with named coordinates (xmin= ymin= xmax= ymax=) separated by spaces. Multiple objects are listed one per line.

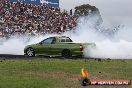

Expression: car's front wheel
xmin=26 ymin=48 xmax=35 ymax=57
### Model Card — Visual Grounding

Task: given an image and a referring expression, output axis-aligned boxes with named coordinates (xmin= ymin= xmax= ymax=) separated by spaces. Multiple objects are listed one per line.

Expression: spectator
xmin=0 ymin=0 xmax=78 ymax=38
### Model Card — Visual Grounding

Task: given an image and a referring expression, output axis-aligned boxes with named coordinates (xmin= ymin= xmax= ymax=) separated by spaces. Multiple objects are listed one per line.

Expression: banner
xmin=10 ymin=0 xmax=59 ymax=7
xmin=40 ymin=0 xmax=59 ymax=8
xmin=10 ymin=0 xmax=40 ymax=5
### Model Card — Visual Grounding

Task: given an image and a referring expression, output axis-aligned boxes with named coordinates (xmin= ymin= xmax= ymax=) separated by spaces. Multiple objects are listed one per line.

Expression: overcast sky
xmin=60 ymin=0 xmax=132 ymax=27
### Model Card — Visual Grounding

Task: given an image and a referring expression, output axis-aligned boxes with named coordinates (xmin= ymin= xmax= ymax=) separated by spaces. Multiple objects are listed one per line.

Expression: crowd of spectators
xmin=0 ymin=0 xmax=78 ymax=38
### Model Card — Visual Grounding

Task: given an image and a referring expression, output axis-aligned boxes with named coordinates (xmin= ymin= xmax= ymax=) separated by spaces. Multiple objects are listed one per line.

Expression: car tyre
xmin=61 ymin=49 xmax=72 ymax=58
xmin=26 ymin=48 xmax=35 ymax=57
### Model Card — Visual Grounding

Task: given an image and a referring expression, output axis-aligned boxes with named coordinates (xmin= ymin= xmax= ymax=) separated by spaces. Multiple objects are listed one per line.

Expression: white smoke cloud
xmin=0 ymin=38 xmax=25 ymax=55
xmin=63 ymin=14 xmax=106 ymax=43
xmin=68 ymin=14 xmax=132 ymax=59
xmin=84 ymin=40 xmax=132 ymax=59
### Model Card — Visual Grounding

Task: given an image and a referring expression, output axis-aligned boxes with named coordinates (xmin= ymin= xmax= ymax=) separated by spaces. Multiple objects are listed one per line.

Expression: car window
xmin=66 ymin=38 xmax=72 ymax=42
xmin=41 ymin=37 xmax=54 ymax=44
xmin=60 ymin=37 xmax=72 ymax=42
xmin=61 ymin=39 xmax=65 ymax=42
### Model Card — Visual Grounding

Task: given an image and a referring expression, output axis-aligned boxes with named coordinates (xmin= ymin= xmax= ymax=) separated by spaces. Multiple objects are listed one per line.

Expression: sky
xmin=60 ymin=0 xmax=132 ymax=27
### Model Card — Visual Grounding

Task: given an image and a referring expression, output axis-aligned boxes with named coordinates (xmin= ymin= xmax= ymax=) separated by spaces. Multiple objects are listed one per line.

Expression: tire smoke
xmin=65 ymin=14 xmax=132 ymax=59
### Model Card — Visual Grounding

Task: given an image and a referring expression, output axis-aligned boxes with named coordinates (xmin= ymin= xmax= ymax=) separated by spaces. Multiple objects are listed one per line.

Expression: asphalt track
xmin=0 ymin=54 xmax=85 ymax=59
xmin=0 ymin=54 xmax=62 ymax=59
xmin=0 ymin=54 xmax=104 ymax=61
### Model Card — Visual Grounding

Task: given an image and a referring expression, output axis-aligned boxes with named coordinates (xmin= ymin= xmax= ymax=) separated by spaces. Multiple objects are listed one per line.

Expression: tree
xmin=74 ymin=4 xmax=99 ymax=16
xmin=74 ymin=4 xmax=102 ymax=26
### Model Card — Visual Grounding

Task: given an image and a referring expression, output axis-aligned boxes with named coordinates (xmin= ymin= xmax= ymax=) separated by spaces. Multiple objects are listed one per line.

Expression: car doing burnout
xmin=24 ymin=36 xmax=96 ymax=58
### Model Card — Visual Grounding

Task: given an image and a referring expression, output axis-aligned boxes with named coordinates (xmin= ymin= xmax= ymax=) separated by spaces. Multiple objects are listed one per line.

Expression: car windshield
xmin=41 ymin=37 xmax=54 ymax=44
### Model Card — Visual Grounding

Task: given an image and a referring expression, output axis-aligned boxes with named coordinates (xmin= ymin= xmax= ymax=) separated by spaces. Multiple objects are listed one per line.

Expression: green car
xmin=24 ymin=36 xmax=95 ymax=58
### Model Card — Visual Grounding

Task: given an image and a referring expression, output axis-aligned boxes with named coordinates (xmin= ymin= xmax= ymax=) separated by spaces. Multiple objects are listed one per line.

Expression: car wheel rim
xmin=27 ymin=49 xmax=34 ymax=56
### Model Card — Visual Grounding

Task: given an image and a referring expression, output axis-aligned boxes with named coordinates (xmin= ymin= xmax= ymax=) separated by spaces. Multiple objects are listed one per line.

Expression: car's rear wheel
xmin=61 ymin=49 xmax=72 ymax=58
xmin=26 ymin=48 xmax=35 ymax=57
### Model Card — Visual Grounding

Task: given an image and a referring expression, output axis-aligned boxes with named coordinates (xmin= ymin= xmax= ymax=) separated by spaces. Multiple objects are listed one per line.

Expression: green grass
xmin=0 ymin=59 xmax=131 ymax=88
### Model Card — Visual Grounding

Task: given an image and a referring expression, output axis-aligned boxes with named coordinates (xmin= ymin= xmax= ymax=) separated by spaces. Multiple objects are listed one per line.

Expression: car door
xmin=36 ymin=37 xmax=56 ymax=55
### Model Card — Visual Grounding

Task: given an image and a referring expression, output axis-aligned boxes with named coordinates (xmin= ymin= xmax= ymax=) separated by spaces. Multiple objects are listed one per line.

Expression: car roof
xmin=54 ymin=36 xmax=69 ymax=38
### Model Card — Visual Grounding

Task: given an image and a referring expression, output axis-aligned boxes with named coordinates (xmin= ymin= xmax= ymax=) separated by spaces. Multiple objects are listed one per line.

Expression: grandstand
xmin=0 ymin=0 xmax=77 ymax=38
